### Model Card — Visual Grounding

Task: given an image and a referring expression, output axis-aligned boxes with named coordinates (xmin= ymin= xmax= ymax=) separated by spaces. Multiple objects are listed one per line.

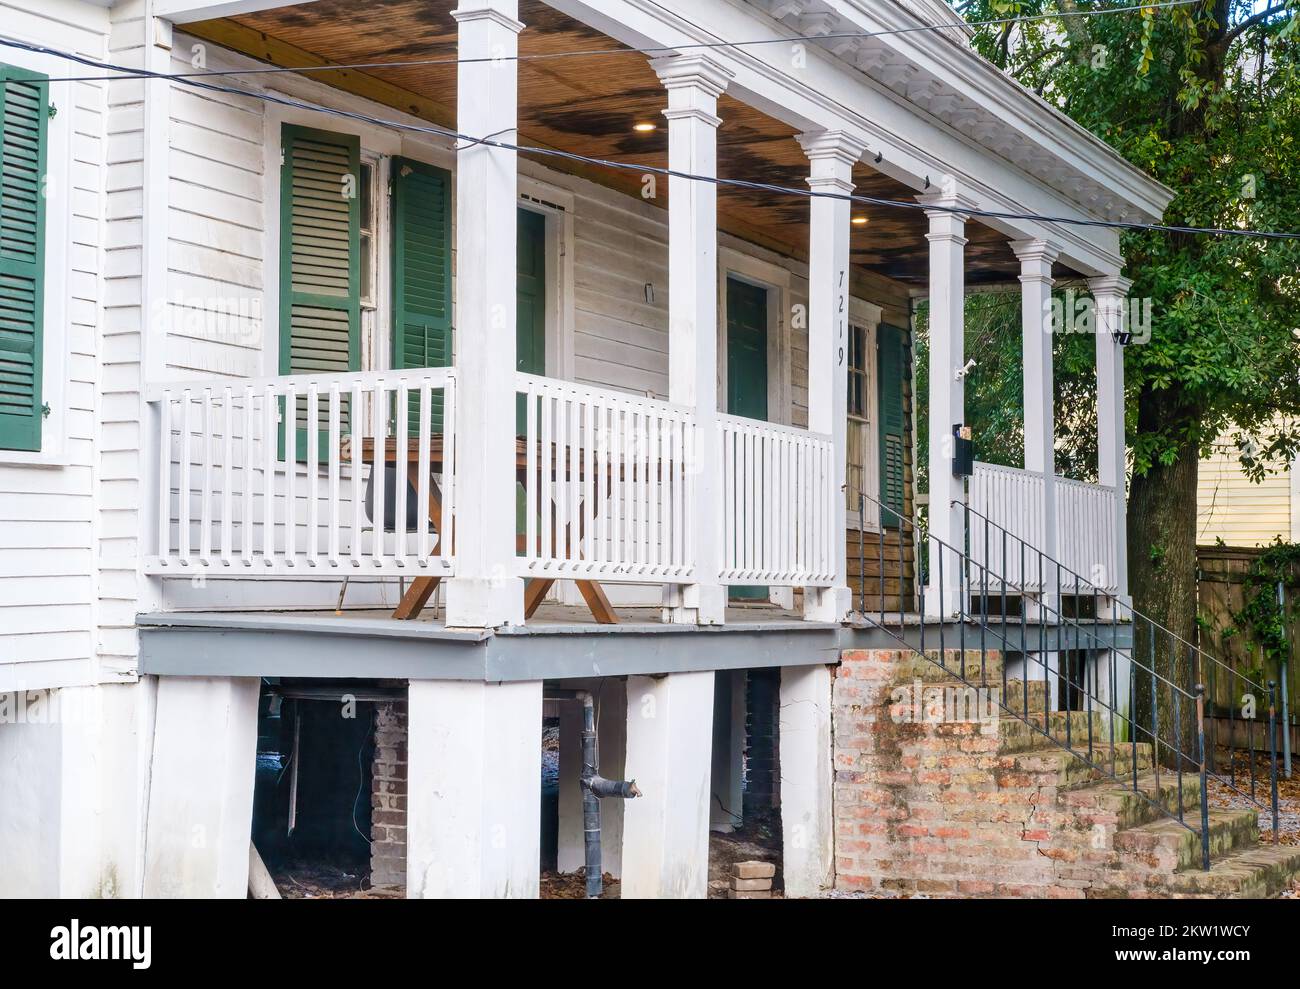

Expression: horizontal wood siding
xmin=0 ymin=0 xmax=108 ymax=691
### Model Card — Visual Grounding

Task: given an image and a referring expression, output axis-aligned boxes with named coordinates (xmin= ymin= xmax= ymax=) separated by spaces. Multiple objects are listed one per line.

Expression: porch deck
xmin=135 ymin=600 xmax=1131 ymax=683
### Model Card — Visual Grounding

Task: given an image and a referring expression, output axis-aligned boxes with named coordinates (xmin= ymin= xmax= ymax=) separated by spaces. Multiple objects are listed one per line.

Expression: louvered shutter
xmin=876 ymin=323 xmax=907 ymax=528
xmin=390 ymin=157 xmax=452 ymax=433
xmin=279 ymin=124 xmax=360 ymax=458
xmin=0 ymin=65 xmax=48 ymax=452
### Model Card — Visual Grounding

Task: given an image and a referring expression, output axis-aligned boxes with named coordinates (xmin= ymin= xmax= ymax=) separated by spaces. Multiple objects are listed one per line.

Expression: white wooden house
xmin=0 ymin=0 xmax=1171 ymax=899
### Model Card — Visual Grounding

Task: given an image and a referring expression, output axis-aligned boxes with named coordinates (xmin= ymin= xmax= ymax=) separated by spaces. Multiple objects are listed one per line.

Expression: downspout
xmin=547 ymin=689 xmax=639 ymax=898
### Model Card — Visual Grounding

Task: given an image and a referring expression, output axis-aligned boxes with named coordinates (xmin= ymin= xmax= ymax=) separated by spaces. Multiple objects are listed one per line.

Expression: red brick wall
xmin=370 ymin=701 xmax=408 ymax=889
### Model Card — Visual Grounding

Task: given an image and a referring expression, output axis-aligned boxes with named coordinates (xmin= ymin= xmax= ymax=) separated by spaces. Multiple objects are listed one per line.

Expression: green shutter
xmin=0 ymin=64 xmax=48 ymax=452
xmin=279 ymin=124 xmax=360 ymax=458
xmin=876 ymin=323 xmax=907 ymax=528
xmin=391 ymin=157 xmax=452 ymax=433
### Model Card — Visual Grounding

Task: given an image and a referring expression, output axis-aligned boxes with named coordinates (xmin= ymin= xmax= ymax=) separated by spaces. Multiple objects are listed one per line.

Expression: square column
xmin=798 ymin=131 xmax=867 ymax=623
xmin=445 ymin=0 xmax=525 ymax=629
xmin=143 ymin=676 xmax=261 ymax=897
xmin=652 ymin=55 xmax=732 ymax=626
xmin=621 ymin=670 xmax=715 ymax=898
xmin=709 ymin=670 xmax=746 ymax=832
xmin=1089 ymin=274 xmax=1132 ymax=602
xmin=1012 ymin=239 xmax=1061 ymax=610
xmin=780 ymin=664 xmax=834 ymax=897
xmin=921 ymin=183 xmax=975 ymax=616
xmin=407 ymin=679 xmax=542 ymax=898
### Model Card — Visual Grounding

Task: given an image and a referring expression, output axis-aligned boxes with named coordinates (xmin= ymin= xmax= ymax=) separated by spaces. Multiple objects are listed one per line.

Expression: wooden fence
xmin=1197 ymin=545 xmax=1299 ymax=754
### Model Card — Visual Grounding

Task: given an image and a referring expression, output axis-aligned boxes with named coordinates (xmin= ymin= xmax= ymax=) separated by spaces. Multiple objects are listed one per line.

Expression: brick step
xmin=1072 ymin=771 xmax=1206 ymax=831
xmin=1115 ymin=807 xmax=1260 ymax=873
xmin=1003 ymin=742 xmax=1154 ymax=788
xmin=1160 ymin=843 xmax=1300 ymax=898
xmin=998 ymin=711 xmax=1106 ymax=754
xmin=893 ymin=649 xmax=1005 ymax=684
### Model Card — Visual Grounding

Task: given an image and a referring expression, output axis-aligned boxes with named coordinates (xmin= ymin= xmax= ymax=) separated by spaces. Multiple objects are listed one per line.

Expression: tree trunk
xmin=1128 ymin=390 xmax=1201 ymax=769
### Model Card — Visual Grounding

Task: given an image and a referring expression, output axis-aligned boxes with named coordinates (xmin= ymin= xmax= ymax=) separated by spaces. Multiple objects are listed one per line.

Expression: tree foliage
xmin=955 ymin=0 xmax=1300 ymax=475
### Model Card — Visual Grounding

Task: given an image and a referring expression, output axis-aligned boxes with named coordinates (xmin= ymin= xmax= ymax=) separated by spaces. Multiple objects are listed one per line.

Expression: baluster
xmin=394 ymin=381 xmax=409 ymax=568
xmin=350 ymin=383 xmax=364 ymax=567
xmin=307 ymin=384 xmax=319 ymax=567
xmin=328 ymin=385 xmax=341 ymax=566
xmin=417 ymin=381 xmax=432 ymax=562
xmin=262 ymin=385 xmax=276 ymax=564
xmin=199 ymin=389 xmax=213 ymax=567
xmin=179 ymin=390 xmax=193 ymax=564
xmin=525 ymin=382 xmax=538 ymax=564
xmin=157 ymin=393 xmax=172 ymax=563
xmin=372 ymin=382 xmax=387 ymax=567
xmin=284 ymin=385 xmax=297 ymax=565
xmin=221 ymin=386 xmax=234 ymax=564
xmin=242 ymin=386 xmax=254 ymax=565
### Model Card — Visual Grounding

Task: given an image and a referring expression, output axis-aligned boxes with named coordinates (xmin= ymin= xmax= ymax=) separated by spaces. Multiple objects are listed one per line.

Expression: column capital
xmin=1010 ymin=237 xmax=1061 ymax=266
xmin=650 ymin=54 xmax=733 ymax=99
xmin=796 ymin=129 xmax=867 ymax=168
xmin=451 ymin=4 xmax=525 ymax=33
xmin=1087 ymin=272 xmax=1133 ymax=301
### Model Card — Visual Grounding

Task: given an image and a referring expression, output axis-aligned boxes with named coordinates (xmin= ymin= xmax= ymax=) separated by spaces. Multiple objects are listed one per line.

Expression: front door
xmin=726 ymin=276 xmax=769 ymax=601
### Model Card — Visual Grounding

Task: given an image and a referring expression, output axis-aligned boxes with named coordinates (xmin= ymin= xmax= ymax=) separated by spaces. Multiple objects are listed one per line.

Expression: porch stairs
xmin=835 ymin=646 xmax=1300 ymax=897
xmin=842 ymin=490 xmax=1292 ymax=897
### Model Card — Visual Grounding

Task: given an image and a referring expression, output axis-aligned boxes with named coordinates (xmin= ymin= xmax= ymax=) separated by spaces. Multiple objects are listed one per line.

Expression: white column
xmin=555 ymin=700 xmax=584 ymax=873
xmin=621 ymin=670 xmax=715 ymax=898
xmin=780 ymin=664 xmax=834 ymax=897
xmin=143 ymin=676 xmax=261 ymax=898
xmin=445 ymin=0 xmax=525 ymax=629
xmin=652 ymin=55 xmax=732 ymax=626
xmin=1012 ymin=239 xmax=1060 ymax=609
xmin=1090 ymin=274 xmax=1132 ymax=602
xmin=921 ymin=182 xmax=974 ymax=616
xmin=798 ymin=131 xmax=866 ymax=623
xmin=407 ymin=679 xmax=542 ymax=898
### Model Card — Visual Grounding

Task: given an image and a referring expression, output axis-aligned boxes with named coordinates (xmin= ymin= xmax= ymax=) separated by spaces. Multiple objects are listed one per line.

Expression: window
xmin=0 ymin=64 xmax=49 ymax=452
xmin=846 ymin=322 xmax=872 ymax=524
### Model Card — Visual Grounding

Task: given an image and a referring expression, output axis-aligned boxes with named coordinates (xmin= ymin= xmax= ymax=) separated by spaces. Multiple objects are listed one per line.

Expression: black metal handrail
xmin=956 ymin=499 xmax=1283 ymax=823
xmin=851 ymin=490 xmax=1283 ymax=870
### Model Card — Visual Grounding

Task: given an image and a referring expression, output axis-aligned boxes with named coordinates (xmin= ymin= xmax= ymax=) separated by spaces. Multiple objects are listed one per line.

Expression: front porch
xmin=137 ymin=0 xmax=1147 ymax=633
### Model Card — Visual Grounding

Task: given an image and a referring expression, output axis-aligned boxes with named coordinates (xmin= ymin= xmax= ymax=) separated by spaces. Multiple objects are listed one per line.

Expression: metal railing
xmin=960 ymin=498 xmax=1283 ymax=841
xmin=851 ymin=490 xmax=1283 ymax=871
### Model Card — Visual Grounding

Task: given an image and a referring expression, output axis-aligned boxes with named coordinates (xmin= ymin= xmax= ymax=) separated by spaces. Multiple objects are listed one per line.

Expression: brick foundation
xmin=370 ymin=701 xmax=408 ymax=889
xmin=831 ymin=648 xmax=1300 ymax=898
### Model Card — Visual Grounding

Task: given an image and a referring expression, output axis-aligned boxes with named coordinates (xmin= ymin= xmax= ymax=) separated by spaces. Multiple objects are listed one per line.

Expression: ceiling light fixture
xmin=633 ymin=122 xmax=656 ymax=132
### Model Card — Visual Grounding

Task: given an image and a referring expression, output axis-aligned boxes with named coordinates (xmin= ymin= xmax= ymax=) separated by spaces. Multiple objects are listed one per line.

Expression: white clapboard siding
xmin=0 ymin=0 xmax=108 ymax=691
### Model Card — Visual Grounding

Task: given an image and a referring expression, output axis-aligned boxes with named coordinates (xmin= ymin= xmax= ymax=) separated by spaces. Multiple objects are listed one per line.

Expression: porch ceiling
xmin=189 ymin=0 xmax=1065 ymax=288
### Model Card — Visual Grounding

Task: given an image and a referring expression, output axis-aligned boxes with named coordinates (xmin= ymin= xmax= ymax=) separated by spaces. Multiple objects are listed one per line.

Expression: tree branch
xmin=1218 ymin=2 xmax=1291 ymax=51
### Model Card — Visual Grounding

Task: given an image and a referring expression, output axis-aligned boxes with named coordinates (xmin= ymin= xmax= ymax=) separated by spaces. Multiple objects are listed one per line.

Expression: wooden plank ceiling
xmin=193 ymin=0 xmax=1036 ymax=287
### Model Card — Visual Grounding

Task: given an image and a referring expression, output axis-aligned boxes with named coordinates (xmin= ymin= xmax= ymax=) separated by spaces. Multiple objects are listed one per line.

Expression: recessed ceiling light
xmin=633 ymin=122 xmax=657 ymax=132
xmin=851 ymin=215 xmax=869 ymax=225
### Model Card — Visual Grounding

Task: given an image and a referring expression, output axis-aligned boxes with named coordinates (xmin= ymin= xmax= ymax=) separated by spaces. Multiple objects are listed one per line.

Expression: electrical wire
xmin=12 ymin=0 xmax=1204 ymax=84
xmin=1 ymin=25 xmax=1299 ymax=241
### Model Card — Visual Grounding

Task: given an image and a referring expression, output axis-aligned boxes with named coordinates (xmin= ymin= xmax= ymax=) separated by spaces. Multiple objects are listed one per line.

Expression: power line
xmin=1 ymin=30 xmax=1298 ymax=242
xmin=16 ymin=0 xmax=1204 ymax=84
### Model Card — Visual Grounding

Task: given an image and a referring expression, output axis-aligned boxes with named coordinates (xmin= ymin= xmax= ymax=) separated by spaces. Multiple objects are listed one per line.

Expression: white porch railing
xmin=968 ymin=460 xmax=1119 ymax=594
xmin=719 ymin=414 xmax=836 ymax=586
xmin=516 ymin=373 xmax=696 ymax=582
xmin=145 ymin=368 xmax=456 ymax=576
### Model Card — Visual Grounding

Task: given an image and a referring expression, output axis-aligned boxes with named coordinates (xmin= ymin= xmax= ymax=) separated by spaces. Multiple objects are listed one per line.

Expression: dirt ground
xmin=1206 ymin=749 xmax=1300 ymax=898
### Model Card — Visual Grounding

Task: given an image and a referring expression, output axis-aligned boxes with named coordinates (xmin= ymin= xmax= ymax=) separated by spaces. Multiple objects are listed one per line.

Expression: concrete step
xmin=1002 ymin=742 xmax=1154 ymax=787
xmin=1115 ymin=807 xmax=1260 ymax=872
xmin=998 ymin=711 xmax=1106 ymax=754
xmin=1163 ymin=843 xmax=1300 ymax=898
